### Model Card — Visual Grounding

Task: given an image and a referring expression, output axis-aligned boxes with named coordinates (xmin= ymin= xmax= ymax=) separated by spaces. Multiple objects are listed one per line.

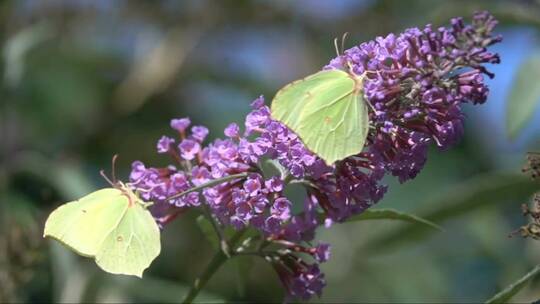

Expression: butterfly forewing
xmin=271 ymin=69 xmax=369 ymax=164
xmin=272 ymin=70 xmax=353 ymax=131
xmin=44 ymin=188 xmax=129 ymax=257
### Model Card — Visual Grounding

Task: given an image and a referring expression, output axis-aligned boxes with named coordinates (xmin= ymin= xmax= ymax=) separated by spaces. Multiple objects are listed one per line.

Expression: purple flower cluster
xmin=275 ymin=259 xmax=326 ymax=300
xmin=128 ymin=12 xmax=500 ymax=300
xmin=327 ymin=11 xmax=501 ymax=182
xmin=129 ymin=101 xmax=332 ymax=298
xmin=267 ymin=240 xmax=330 ymax=300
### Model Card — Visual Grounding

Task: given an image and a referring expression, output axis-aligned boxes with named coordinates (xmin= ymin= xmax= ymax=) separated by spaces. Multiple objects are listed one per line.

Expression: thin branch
xmin=202 ymin=202 xmax=230 ymax=257
xmin=288 ymin=178 xmax=318 ymax=189
xmin=182 ymin=230 xmax=247 ymax=304
xmin=166 ymin=172 xmax=248 ymax=202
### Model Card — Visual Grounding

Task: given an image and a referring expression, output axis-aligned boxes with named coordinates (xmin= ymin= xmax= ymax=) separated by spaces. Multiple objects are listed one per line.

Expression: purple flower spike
xmin=325 ymin=10 xmax=501 ymax=183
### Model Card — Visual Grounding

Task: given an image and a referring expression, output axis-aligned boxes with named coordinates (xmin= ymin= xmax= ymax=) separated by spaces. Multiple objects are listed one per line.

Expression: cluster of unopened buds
xmin=523 ymin=152 xmax=540 ymax=181
xmin=129 ymin=11 xmax=500 ymax=299
xmin=513 ymin=152 xmax=540 ymax=240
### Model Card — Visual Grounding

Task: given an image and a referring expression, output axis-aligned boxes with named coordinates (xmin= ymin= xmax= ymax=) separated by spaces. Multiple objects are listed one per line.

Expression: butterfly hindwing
xmin=96 ymin=202 xmax=161 ymax=278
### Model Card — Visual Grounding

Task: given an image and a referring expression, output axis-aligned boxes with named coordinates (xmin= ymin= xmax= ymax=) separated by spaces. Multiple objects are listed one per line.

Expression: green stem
xmin=181 ymin=250 xmax=226 ymax=304
xmin=288 ymin=178 xmax=318 ymax=189
xmin=182 ymin=230 xmax=246 ymax=304
xmin=202 ymin=203 xmax=230 ymax=256
xmin=166 ymin=172 xmax=248 ymax=202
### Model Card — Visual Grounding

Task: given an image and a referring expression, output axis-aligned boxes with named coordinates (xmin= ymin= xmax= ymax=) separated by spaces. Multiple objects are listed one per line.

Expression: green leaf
xmin=271 ymin=69 xmax=369 ymax=165
xmin=365 ymin=173 xmax=538 ymax=252
xmin=43 ymin=186 xmax=161 ymax=277
xmin=197 ymin=215 xmax=219 ymax=249
xmin=346 ymin=208 xmax=443 ymax=231
xmin=506 ymin=52 xmax=540 ymax=139
xmin=485 ymin=265 xmax=540 ymax=304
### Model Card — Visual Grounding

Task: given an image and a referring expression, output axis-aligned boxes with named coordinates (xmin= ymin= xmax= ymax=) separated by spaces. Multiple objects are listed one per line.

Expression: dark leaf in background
xmin=506 ymin=52 xmax=540 ymax=139
xmin=345 ymin=208 xmax=443 ymax=231
xmin=366 ymin=173 xmax=538 ymax=253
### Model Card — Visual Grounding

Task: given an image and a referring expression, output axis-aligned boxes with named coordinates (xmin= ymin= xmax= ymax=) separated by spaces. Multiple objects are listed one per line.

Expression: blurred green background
xmin=2 ymin=0 xmax=540 ymax=302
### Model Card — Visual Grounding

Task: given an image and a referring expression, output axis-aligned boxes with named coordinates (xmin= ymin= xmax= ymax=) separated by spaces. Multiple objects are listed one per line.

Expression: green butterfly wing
xmin=271 ymin=69 xmax=370 ymax=165
xmin=44 ymin=187 xmax=161 ymax=277
xmin=95 ymin=202 xmax=160 ymax=277
xmin=43 ymin=188 xmax=128 ymax=257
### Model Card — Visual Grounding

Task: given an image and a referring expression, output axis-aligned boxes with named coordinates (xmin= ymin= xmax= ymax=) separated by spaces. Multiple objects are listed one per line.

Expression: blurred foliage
xmin=344 ymin=208 xmax=443 ymax=231
xmin=486 ymin=264 xmax=540 ymax=303
xmin=506 ymin=52 xmax=540 ymax=138
xmin=1 ymin=0 xmax=540 ymax=302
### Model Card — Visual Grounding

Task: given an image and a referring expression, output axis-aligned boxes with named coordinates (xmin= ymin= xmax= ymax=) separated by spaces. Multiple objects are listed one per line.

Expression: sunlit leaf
xmin=506 ymin=52 xmax=540 ymax=139
xmin=485 ymin=265 xmax=540 ymax=304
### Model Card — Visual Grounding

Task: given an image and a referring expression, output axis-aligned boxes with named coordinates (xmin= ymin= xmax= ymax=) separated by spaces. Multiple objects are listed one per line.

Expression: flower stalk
xmin=182 ymin=230 xmax=246 ymax=303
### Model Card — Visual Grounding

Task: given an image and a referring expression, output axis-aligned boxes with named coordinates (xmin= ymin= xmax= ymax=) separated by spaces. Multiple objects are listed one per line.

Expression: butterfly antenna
xmin=341 ymin=32 xmax=349 ymax=55
xmin=111 ymin=154 xmax=119 ymax=184
xmin=337 ymin=32 xmax=356 ymax=75
xmin=100 ymin=170 xmax=116 ymax=187
xmin=333 ymin=37 xmax=340 ymax=57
